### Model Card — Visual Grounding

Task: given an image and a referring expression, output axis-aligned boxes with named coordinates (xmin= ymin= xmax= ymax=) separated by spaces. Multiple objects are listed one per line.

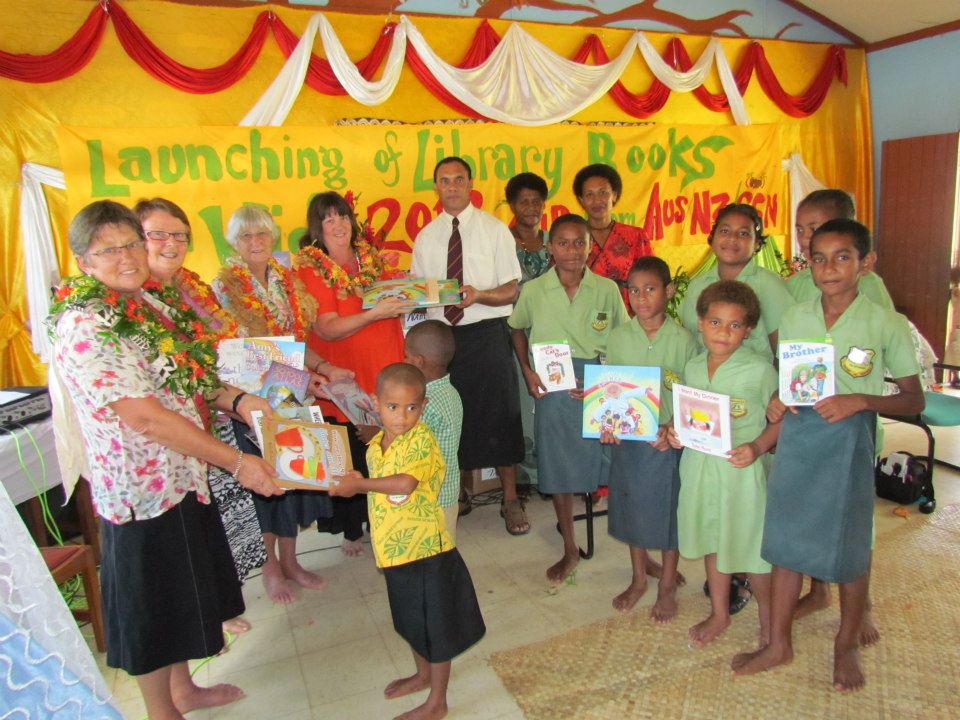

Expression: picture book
xmin=672 ymin=384 xmax=731 ymax=457
xmin=779 ymin=340 xmax=835 ymax=406
xmin=261 ymin=417 xmax=352 ymax=491
xmin=247 ymin=406 xmax=323 ymax=450
xmin=361 ymin=278 xmax=461 ymax=309
xmin=259 ymin=361 xmax=312 ymax=408
xmin=582 ymin=365 xmax=661 ymax=441
xmin=319 ymin=377 xmax=380 ymax=427
xmin=217 ymin=336 xmax=305 ymax=392
xmin=532 ymin=343 xmax=576 ymax=393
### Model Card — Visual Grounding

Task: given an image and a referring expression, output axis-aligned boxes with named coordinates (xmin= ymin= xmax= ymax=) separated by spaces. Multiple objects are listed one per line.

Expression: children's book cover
xmin=582 ymin=365 xmax=661 ymax=441
xmin=259 ymin=360 xmax=312 ymax=407
xmin=672 ymin=384 xmax=731 ymax=457
xmin=319 ymin=377 xmax=380 ymax=427
xmin=532 ymin=343 xmax=577 ymax=393
xmin=248 ymin=406 xmax=323 ymax=450
xmin=779 ymin=340 xmax=835 ymax=406
xmin=217 ymin=336 xmax=305 ymax=393
xmin=361 ymin=278 xmax=461 ymax=309
xmin=262 ymin=417 xmax=352 ymax=491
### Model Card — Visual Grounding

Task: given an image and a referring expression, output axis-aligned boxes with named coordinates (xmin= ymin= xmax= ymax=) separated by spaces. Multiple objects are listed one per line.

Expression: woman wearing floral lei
xmin=212 ymin=205 xmax=347 ymax=605
xmin=135 ymin=197 xmax=263 ymax=637
xmin=47 ymin=200 xmax=284 ymax=719
xmin=295 ymin=191 xmax=411 ymax=556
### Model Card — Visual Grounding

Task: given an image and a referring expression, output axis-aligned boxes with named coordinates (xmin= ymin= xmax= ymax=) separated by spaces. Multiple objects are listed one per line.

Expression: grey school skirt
xmin=761 ymin=408 xmax=877 ymax=583
xmin=535 ymin=357 xmax=608 ymax=494
xmin=607 ymin=441 xmax=680 ymax=550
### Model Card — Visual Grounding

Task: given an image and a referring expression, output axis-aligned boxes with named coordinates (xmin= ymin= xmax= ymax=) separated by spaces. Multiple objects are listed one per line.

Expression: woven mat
xmin=490 ymin=505 xmax=960 ymax=719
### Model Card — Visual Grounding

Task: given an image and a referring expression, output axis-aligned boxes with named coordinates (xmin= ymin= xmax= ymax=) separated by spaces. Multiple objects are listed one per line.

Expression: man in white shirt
xmin=411 ymin=157 xmax=529 ymax=535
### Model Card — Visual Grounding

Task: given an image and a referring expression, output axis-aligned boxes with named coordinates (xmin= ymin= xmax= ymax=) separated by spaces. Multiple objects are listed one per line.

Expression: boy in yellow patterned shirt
xmin=331 ymin=362 xmax=484 ymax=720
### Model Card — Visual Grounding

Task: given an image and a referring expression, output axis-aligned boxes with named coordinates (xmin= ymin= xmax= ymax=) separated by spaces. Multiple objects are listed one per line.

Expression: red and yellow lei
xmin=219 ymin=258 xmax=310 ymax=339
xmin=295 ymin=239 xmax=383 ymax=297
xmin=170 ymin=267 xmax=238 ymax=339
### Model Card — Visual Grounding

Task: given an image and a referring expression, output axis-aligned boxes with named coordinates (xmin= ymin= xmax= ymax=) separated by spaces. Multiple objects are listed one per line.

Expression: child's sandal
xmin=500 ymin=499 xmax=530 ymax=536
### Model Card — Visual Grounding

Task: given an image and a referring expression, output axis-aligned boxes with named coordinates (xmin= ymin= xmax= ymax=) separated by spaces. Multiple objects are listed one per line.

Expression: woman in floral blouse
xmin=573 ymin=163 xmax=654 ymax=307
xmin=49 ymin=200 xmax=282 ymax=719
xmin=213 ymin=205 xmax=342 ymax=605
xmin=295 ymin=191 xmax=411 ymax=556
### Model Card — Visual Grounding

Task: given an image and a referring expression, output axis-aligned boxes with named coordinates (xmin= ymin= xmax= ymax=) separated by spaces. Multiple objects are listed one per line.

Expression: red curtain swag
xmin=0 ymin=1 xmax=848 ymax=118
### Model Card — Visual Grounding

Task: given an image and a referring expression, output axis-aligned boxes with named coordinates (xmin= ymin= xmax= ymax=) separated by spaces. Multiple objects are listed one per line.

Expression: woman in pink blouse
xmin=49 ymin=201 xmax=282 ymax=719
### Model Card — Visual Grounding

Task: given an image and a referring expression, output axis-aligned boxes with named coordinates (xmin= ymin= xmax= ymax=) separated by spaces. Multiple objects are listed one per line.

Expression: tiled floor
xmin=92 ymin=419 xmax=960 ymax=719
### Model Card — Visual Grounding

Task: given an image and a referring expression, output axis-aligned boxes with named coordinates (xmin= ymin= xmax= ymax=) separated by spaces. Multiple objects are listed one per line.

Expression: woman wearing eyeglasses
xmin=48 ymin=200 xmax=284 ymax=718
xmin=212 ymin=205 xmax=345 ymax=605
xmin=573 ymin=163 xmax=654 ymax=306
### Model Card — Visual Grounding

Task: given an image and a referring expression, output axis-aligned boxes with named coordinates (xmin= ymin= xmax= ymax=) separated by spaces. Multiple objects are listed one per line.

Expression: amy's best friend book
xmin=582 ymin=365 xmax=660 ymax=441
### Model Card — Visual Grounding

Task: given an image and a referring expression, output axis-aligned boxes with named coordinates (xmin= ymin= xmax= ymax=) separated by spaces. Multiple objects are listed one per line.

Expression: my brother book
xmin=531 ymin=342 xmax=577 ymax=393
xmin=361 ymin=278 xmax=461 ymax=309
xmin=582 ymin=365 xmax=661 ymax=441
xmin=672 ymin=384 xmax=731 ymax=457
xmin=778 ymin=340 xmax=835 ymax=406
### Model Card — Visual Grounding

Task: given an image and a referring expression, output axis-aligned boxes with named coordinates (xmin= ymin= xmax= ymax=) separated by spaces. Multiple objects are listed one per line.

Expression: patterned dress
xmin=587 ymin=222 xmax=653 ymax=306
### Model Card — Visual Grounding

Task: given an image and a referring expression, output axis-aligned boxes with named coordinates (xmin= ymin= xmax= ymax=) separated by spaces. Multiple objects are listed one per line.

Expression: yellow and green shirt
xmin=366 ymin=421 xmax=452 ymax=569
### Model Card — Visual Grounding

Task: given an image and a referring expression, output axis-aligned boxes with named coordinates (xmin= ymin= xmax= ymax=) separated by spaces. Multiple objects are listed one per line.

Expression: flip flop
xmin=500 ymin=498 xmax=531 ymax=536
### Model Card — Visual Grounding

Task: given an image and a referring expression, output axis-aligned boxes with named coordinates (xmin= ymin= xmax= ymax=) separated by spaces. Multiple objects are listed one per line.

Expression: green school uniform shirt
xmin=422 ymin=375 xmax=463 ymax=508
xmin=679 ymin=256 xmax=794 ymax=360
xmin=508 ymin=267 xmax=630 ymax=359
xmin=779 ymin=294 xmax=918 ymax=396
xmin=785 ymin=269 xmax=895 ymax=310
xmin=606 ymin=317 xmax=698 ymax=425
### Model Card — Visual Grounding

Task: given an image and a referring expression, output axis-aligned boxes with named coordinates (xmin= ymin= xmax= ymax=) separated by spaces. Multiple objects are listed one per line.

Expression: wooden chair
xmin=40 ymin=544 xmax=105 ymax=653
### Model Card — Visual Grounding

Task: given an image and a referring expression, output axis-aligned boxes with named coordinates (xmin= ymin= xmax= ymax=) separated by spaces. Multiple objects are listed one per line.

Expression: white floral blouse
xmin=53 ymin=303 xmax=210 ymax=524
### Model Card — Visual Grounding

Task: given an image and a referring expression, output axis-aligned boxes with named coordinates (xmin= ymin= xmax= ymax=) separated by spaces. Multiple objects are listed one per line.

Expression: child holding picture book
xmin=330 ymin=363 xmax=484 ymax=720
xmin=602 ymin=257 xmax=697 ymax=621
xmin=731 ymin=220 xmax=922 ymax=691
xmin=508 ymin=213 xmax=629 ymax=585
xmin=668 ymin=280 xmax=780 ymax=649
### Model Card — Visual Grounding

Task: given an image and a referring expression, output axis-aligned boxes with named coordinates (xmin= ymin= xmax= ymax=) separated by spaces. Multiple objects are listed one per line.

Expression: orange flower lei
xmin=171 ymin=267 xmax=239 ymax=339
xmin=295 ymin=240 xmax=382 ymax=296
xmin=226 ymin=258 xmax=308 ymax=339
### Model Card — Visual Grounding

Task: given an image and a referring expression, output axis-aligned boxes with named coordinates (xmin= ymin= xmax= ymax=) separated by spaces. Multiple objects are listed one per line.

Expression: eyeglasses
xmin=144 ymin=230 xmax=191 ymax=243
xmin=86 ymin=240 xmax=146 ymax=259
xmin=238 ymin=231 xmax=273 ymax=242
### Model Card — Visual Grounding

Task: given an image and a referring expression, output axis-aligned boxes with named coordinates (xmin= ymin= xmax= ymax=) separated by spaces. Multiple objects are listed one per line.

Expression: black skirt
xmin=384 ymin=549 xmax=485 ymax=663
xmin=315 ymin=417 xmax=369 ymax=542
xmin=99 ymin=492 xmax=244 ymax=675
xmin=449 ymin=318 xmax=524 ymax=470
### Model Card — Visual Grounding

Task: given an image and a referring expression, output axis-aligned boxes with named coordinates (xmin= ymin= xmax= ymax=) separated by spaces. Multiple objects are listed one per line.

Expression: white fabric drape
xmin=20 ymin=163 xmax=65 ymax=363
xmin=240 ymin=13 xmax=748 ymax=127
xmin=0 ymin=482 xmax=119 ymax=717
xmin=782 ymin=153 xmax=826 ymax=256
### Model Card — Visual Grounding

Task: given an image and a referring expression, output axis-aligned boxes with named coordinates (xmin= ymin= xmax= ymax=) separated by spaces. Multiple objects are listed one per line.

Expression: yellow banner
xmin=57 ymin=123 xmax=798 ymax=280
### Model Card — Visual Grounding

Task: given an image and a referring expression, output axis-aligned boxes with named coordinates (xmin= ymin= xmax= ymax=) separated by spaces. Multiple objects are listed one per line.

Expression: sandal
xmin=500 ymin=499 xmax=531 ymax=536
xmin=458 ymin=488 xmax=473 ymax=518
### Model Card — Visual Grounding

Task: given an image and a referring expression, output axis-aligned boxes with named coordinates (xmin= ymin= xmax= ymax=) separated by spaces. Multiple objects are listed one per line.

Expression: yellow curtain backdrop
xmin=0 ymin=0 xmax=872 ymax=385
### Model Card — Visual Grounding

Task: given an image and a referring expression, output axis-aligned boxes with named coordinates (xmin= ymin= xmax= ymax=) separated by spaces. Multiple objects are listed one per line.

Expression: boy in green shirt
xmin=732 ymin=220 xmax=922 ymax=691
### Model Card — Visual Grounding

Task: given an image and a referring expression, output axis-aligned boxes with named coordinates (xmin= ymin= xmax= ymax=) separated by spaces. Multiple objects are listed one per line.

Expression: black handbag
xmin=875 ymin=451 xmax=930 ymax=505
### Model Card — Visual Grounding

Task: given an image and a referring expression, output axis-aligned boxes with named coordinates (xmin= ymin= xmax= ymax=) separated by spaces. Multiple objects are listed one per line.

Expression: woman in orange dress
xmin=295 ymin=191 xmax=410 ymax=555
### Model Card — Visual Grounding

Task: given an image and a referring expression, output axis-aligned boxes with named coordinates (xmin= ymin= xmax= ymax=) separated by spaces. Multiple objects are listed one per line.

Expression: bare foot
xmin=794 ymin=582 xmax=831 ymax=620
xmin=384 ymin=673 xmax=430 ymax=700
xmin=650 ymin=584 xmax=678 ymax=623
xmin=393 ymin=699 xmax=448 ymax=720
xmin=546 ymin=553 xmax=579 ymax=586
xmin=645 ymin=558 xmax=686 ymax=587
xmin=859 ymin=612 xmax=880 ymax=647
xmin=833 ymin=643 xmax=865 ymax=691
xmin=263 ymin=563 xmax=299 ymax=604
xmin=173 ymin=682 xmax=245 ymax=713
xmin=688 ymin=613 xmax=730 ymax=648
xmin=282 ymin=562 xmax=326 ymax=591
xmin=612 ymin=579 xmax=647 ymax=612
xmin=731 ymin=643 xmax=793 ymax=675
xmin=341 ymin=538 xmax=364 ymax=557
xmin=222 ymin=617 xmax=251 ymax=634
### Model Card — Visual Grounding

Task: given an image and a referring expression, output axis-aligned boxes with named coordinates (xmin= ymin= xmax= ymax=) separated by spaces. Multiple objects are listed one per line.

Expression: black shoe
xmin=458 ymin=489 xmax=472 ymax=518
xmin=702 ymin=576 xmax=752 ymax=615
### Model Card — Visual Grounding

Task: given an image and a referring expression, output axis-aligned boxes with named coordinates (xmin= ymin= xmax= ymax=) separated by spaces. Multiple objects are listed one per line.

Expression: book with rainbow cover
xmin=581 ymin=365 xmax=661 ymax=441
xmin=361 ymin=278 xmax=461 ymax=309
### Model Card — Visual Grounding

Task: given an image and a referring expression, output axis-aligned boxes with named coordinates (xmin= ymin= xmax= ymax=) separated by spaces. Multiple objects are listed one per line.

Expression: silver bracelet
xmin=232 ymin=451 xmax=244 ymax=479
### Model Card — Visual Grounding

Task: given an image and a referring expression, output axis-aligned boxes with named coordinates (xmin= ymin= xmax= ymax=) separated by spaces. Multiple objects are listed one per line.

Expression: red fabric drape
xmin=0 ymin=4 xmax=107 ymax=83
xmin=752 ymin=43 xmax=847 ymax=118
xmin=572 ymin=35 xmax=672 ymax=119
xmin=404 ymin=19 xmax=501 ymax=120
xmin=270 ymin=18 xmax=397 ymax=95
xmin=110 ymin=3 xmax=270 ymax=94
